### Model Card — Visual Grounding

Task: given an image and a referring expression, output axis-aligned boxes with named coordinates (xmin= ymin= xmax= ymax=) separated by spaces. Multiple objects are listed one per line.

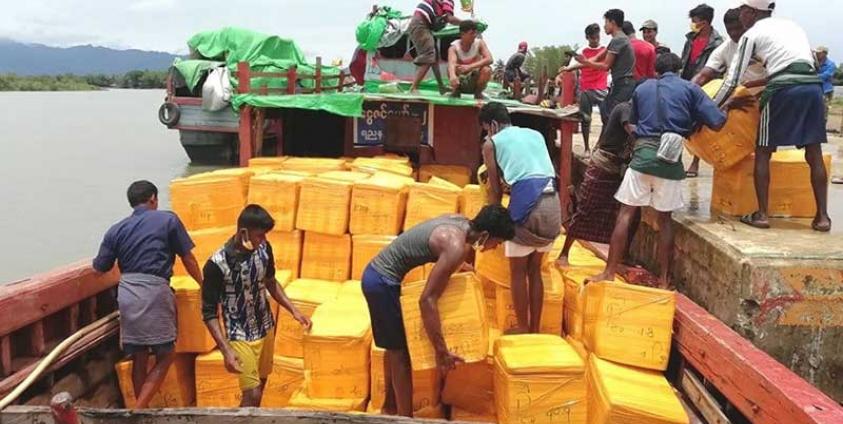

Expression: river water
xmin=0 ymin=89 xmax=219 ymax=283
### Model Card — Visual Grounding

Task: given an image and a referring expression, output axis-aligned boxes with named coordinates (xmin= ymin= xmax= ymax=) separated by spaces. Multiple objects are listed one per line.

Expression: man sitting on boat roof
xmin=201 ymin=205 xmax=311 ymax=407
xmin=92 ymin=180 xmax=203 ymax=409
xmin=447 ymin=20 xmax=493 ymax=99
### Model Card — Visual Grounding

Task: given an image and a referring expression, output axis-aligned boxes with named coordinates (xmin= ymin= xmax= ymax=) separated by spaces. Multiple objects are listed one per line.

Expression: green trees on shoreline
xmin=0 ymin=70 xmax=168 ymax=91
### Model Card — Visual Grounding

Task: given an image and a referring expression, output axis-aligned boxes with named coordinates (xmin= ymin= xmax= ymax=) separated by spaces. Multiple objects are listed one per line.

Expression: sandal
xmin=812 ymin=218 xmax=832 ymax=233
xmin=685 ymin=170 xmax=699 ymax=178
xmin=832 ymin=176 xmax=843 ymax=185
xmin=740 ymin=212 xmax=770 ymax=229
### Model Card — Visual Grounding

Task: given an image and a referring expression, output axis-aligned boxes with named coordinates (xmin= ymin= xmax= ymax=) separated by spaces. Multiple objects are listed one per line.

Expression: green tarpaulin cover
xmin=172 ymin=59 xmax=224 ymax=91
xmin=356 ymin=6 xmax=404 ymax=51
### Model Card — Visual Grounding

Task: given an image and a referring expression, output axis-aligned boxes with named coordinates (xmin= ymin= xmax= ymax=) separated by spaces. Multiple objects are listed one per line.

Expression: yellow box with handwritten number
xmin=261 ymin=355 xmax=304 ymax=407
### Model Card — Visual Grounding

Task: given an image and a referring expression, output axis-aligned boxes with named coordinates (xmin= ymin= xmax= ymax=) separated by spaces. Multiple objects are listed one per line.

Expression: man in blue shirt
xmin=589 ymin=53 xmax=743 ymax=288
xmin=93 ymin=181 xmax=203 ymax=409
xmin=815 ymin=46 xmax=836 ymax=121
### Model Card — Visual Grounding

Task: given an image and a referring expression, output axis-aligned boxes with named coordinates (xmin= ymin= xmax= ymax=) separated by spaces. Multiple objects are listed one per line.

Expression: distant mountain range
xmin=0 ymin=39 xmax=180 ymax=76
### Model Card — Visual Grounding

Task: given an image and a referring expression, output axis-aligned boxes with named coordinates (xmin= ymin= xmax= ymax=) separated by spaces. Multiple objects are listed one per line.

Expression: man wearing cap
xmin=504 ymin=42 xmax=531 ymax=88
xmin=713 ymin=0 xmax=831 ymax=232
xmin=622 ymin=21 xmax=656 ymax=82
xmin=640 ymin=20 xmax=671 ymax=55
xmin=815 ymin=46 xmax=836 ymax=121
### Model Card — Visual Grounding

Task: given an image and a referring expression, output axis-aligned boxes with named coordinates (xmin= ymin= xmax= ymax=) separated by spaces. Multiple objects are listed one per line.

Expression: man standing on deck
xmin=623 ymin=21 xmax=656 ymax=82
xmin=557 ymin=24 xmax=608 ymax=153
xmin=680 ymin=3 xmax=724 ymax=178
xmin=589 ymin=53 xmax=736 ymax=288
xmin=815 ymin=46 xmax=836 ymax=122
xmin=504 ymin=42 xmax=531 ymax=88
xmin=480 ymin=102 xmax=561 ymax=334
xmin=447 ymin=20 xmax=493 ymax=99
xmin=712 ymin=0 xmax=831 ymax=232
xmin=640 ymin=20 xmax=671 ymax=55
xmin=361 ymin=206 xmax=515 ymax=417
xmin=408 ymin=0 xmax=462 ymax=94
xmin=201 ymin=205 xmax=311 ymax=407
xmin=563 ymin=9 xmax=637 ymax=125
xmin=93 ymin=180 xmax=203 ymax=409
xmin=691 ymin=8 xmax=767 ymax=94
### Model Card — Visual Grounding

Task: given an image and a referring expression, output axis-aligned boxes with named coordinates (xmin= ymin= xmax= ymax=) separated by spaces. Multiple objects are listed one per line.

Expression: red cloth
xmin=579 ymin=47 xmax=608 ymax=91
xmin=689 ymin=34 xmax=707 ymax=65
xmin=630 ymin=39 xmax=656 ymax=80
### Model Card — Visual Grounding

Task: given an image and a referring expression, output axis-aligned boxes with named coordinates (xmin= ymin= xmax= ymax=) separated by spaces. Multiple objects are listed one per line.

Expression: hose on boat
xmin=0 ymin=311 xmax=120 ymax=410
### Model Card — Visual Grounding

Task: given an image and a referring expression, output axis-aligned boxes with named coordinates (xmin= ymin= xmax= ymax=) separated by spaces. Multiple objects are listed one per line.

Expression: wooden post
xmin=272 ymin=118 xmax=284 ymax=157
xmin=50 ymin=392 xmax=78 ymax=424
xmin=30 ymin=321 xmax=45 ymax=356
xmin=337 ymin=71 xmax=345 ymax=93
xmin=67 ymin=305 xmax=79 ymax=334
xmin=238 ymin=106 xmax=255 ymax=167
xmin=237 ymin=62 xmax=251 ymax=94
xmin=0 ymin=335 xmax=11 ymax=377
xmin=81 ymin=297 xmax=97 ymax=325
xmin=315 ymin=57 xmax=323 ymax=94
xmin=287 ymin=66 xmax=298 ymax=95
xmin=558 ymin=71 xmax=576 ymax=222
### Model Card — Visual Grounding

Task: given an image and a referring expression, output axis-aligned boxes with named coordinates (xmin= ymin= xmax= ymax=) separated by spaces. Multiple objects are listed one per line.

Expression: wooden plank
xmin=315 ymin=57 xmax=323 ymax=94
xmin=0 ymin=261 xmax=118 ymax=336
xmin=29 ymin=321 xmax=45 ymax=356
xmin=237 ymin=105 xmax=254 ymax=167
xmin=680 ymin=368 xmax=731 ymax=424
xmin=81 ymin=297 xmax=98 ymax=326
xmin=237 ymin=62 xmax=250 ymax=94
xmin=0 ymin=406 xmax=456 ymax=424
xmin=68 ymin=305 xmax=80 ymax=334
xmin=0 ymin=335 xmax=11 ymax=377
xmin=286 ymin=66 xmax=297 ymax=95
xmin=557 ymin=71 xmax=576 ymax=222
xmin=674 ymin=294 xmax=843 ymax=424
xmin=172 ymin=97 xmax=203 ymax=107
xmin=172 ymin=125 xmax=239 ymax=134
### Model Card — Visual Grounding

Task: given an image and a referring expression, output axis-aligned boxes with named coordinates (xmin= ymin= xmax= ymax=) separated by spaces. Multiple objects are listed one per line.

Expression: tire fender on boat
xmin=158 ymin=102 xmax=181 ymax=128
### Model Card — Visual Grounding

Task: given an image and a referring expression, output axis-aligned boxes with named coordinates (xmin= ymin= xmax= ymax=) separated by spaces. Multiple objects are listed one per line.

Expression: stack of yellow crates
xmin=190 ymin=168 xmax=257 ymax=199
xmin=583 ymin=282 xmax=675 ymax=371
xmin=403 ymin=182 xmax=460 ymax=231
xmin=296 ymin=177 xmax=353 ymax=235
xmin=562 ymin=268 xmax=625 ymax=341
xmin=247 ymin=156 xmax=287 ymax=170
xmin=302 ymin=300 xmax=372 ymax=400
xmin=195 ymin=350 xmax=242 ymax=407
xmin=170 ymin=276 xmax=216 ymax=353
xmin=172 ymin=226 xmax=233 ymax=276
xmin=115 ymin=355 xmax=195 ymax=408
xmin=493 ymin=264 xmax=564 ymax=335
xmin=711 ymin=150 xmax=833 ymax=218
xmin=274 ymin=279 xmax=342 ymax=358
xmin=459 ymin=184 xmax=486 ymax=219
xmin=170 ymin=176 xmax=245 ymax=231
xmin=349 ymin=173 xmax=412 ymax=236
xmin=350 ymin=235 xmax=395 ymax=280
xmin=349 ymin=156 xmax=414 ymax=177
xmin=287 ymin=388 xmax=367 ymax=412
xmin=300 ymin=232 xmax=351 ymax=281
xmin=419 ymin=164 xmax=471 ymax=187
xmin=267 ymin=229 xmax=302 ymax=279
xmin=261 ymin=355 xmax=304 ymax=407
xmin=368 ymin=345 xmax=386 ymax=413
xmin=279 ymin=157 xmax=347 ymax=174
xmin=247 ymin=173 xmax=305 ymax=231
xmin=587 ymin=355 xmax=689 ymax=424
xmin=319 ymin=170 xmax=371 ymax=183
xmin=493 ymin=335 xmax=587 ymax=424
xmin=400 ymin=273 xmax=489 ymax=370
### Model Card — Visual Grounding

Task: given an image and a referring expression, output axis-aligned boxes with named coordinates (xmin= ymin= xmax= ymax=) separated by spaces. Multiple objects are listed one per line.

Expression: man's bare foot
xmin=586 ymin=271 xmax=614 ymax=283
xmin=504 ymin=326 xmax=529 ymax=335
xmin=812 ymin=215 xmax=832 ymax=232
xmin=555 ymin=256 xmax=571 ymax=268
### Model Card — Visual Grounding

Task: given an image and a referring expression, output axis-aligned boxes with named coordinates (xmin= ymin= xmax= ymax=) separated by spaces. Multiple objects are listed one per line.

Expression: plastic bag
xmin=657 ymin=132 xmax=685 ymax=164
xmin=201 ymin=66 xmax=231 ymax=112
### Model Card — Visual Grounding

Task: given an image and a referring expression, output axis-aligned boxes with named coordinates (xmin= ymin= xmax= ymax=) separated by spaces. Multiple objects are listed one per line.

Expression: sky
xmin=0 ymin=0 xmax=838 ymax=65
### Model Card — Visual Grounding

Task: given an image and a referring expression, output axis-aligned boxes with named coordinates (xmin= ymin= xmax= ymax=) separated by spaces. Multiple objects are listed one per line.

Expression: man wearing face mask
xmin=680 ymin=3 xmax=724 ymax=178
xmin=201 ymin=205 xmax=311 ymax=407
xmin=480 ymin=102 xmax=561 ymax=335
xmin=362 ymin=205 xmax=515 ymax=417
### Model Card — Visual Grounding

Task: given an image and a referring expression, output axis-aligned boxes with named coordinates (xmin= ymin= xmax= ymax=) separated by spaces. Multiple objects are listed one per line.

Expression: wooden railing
xmin=234 ymin=57 xmax=356 ymax=96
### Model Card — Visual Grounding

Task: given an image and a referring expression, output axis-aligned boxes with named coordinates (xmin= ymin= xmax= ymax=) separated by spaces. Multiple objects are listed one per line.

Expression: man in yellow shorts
xmin=202 ymin=205 xmax=311 ymax=406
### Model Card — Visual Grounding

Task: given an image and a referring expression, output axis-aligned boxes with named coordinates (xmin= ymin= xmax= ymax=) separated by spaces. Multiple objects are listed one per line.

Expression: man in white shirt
xmin=693 ymin=8 xmax=767 ymax=94
xmin=713 ymin=0 xmax=830 ymax=232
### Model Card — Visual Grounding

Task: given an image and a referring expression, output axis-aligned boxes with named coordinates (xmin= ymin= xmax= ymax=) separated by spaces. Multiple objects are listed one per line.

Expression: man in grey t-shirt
xmin=565 ymin=8 xmax=637 ymax=124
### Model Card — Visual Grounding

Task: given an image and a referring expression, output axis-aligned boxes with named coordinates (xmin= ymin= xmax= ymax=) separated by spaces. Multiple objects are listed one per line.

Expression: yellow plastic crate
xmin=296 ymin=177 xmax=352 ymax=235
xmin=247 ymin=173 xmax=304 ymax=232
xmin=303 ymin=300 xmax=372 ymax=399
xmin=287 ymin=387 xmax=366 ymax=412
xmin=279 ymin=157 xmax=348 ymax=174
xmin=419 ymin=164 xmax=472 ymax=187
xmin=583 ymin=282 xmax=676 ymax=371
xmin=189 ymin=167 xmax=257 ymax=199
xmin=403 ymin=263 xmax=433 ymax=284
xmin=493 ymin=265 xmax=564 ymax=335
xmin=494 ymin=335 xmax=587 ymax=424
xmin=267 ymin=269 xmax=294 ymax=319
xmin=300 ymin=232 xmax=351 ymax=282
xmin=170 ymin=276 xmax=216 ymax=353
xmin=403 ymin=182 xmax=460 ymax=231
xmin=115 ymin=354 xmax=195 ymax=408
xmin=247 ymin=156 xmax=287 ymax=169
xmin=318 ymin=170 xmax=372 ymax=183
xmin=349 ymin=176 xmax=410 ymax=236
xmin=686 ymin=82 xmax=758 ymax=171
xmin=711 ymin=150 xmax=833 ymax=218
xmin=172 ymin=226 xmax=233 ymax=277
xmin=369 ymin=345 xmax=386 ymax=412
xmin=412 ymin=368 xmax=442 ymax=414
xmin=587 ymin=355 xmax=689 ymax=424
xmin=170 ymin=177 xmax=245 ymax=231
xmin=261 ymin=355 xmax=304 ymax=407
xmin=562 ymin=269 xmax=625 ymax=340
xmin=350 ymin=235 xmax=395 ymax=280
xmin=460 ymin=184 xmax=487 ymax=219
xmin=400 ymin=273 xmax=488 ymax=370
xmin=195 ymin=350 xmax=241 ymax=407
xmin=274 ymin=279 xmax=342 ymax=358
xmin=475 ymin=244 xmax=510 ymax=287
xmin=267 ymin=229 xmax=302 ymax=279
xmin=442 ymin=357 xmax=495 ymax=416
xmin=452 ymin=407 xmax=496 ymax=423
